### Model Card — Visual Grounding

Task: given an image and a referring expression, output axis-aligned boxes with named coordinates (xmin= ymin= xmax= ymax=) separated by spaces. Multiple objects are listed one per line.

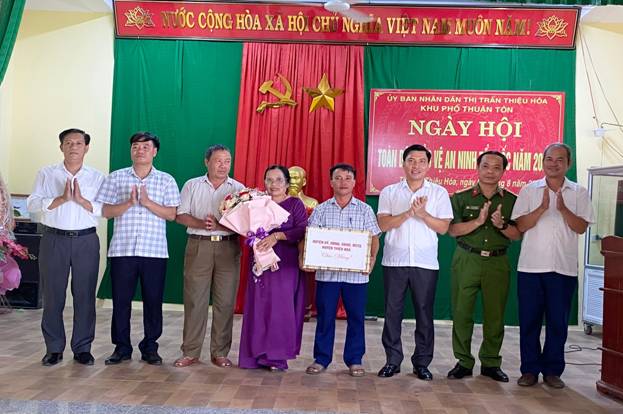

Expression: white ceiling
xmin=25 ymin=0 xmax=112 ymax=12
xmin=22 ymin=0 xmax=623 ymax=25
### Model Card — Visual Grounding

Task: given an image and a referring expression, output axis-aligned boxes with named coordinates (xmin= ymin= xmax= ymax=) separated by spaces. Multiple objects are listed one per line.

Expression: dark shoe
xmin=481 ymin=366 xmax=509 ymax=382
xmin=517 ymin=373 xmax=538 ymax=386
xmin=414 ymin=366 xmax=433 ymax=381
xmin=141 ymin=352 xmax=163 ymax=365
xmin=377 ymin=364 xmax=400 ymax=378
xmin=544 ymin=375 xmax=565 ymax=389
xmin=104 ymin=351 xmax=131 ymax=365
xmin=73 ymin=352 xmax=95 ymax=366
xmin=41 ymin=352 xmax=63 ymax=366
xmin=447 ymin=362 xmax=473 ymax=379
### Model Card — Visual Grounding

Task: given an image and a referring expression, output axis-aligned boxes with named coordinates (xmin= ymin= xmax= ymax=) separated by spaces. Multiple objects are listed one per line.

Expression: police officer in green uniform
xmin=447 ymin=151 xmax=521 ymax=382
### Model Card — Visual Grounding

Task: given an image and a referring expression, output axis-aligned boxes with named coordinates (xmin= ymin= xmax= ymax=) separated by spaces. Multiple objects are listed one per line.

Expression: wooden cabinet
xmin=597 ymin=236 xmax=623 ymax=400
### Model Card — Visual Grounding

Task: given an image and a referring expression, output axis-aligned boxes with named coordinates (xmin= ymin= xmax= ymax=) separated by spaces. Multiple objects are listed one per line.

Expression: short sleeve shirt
xmin=378 ymin=179 xmax=453 ymax=270
xmin=511 ymin=177 xmax=594 ymax=276
xmin=451 ymin=184 xmax=517 ymax=251
xmin=178 ymin=175 xmax=244 ymax=236
xmin=96 ymin=166 xmax=180 ymax=258
xmin=308 ymin=197 xmax=381 ymax=284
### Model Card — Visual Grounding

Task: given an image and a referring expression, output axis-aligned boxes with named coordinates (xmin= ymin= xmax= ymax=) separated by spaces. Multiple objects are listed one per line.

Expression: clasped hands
xmin=404 ymin=196 xmax=429 ymax=219
xmin=475 ymin=201 xmax=506 ymax=229
xmin=539 ymin=187 xmax=566 ymax=213
xmin=60 ymin=178 xmax=89 ymax=208
xmin=126 ymin=184 xmax=154 ymax=209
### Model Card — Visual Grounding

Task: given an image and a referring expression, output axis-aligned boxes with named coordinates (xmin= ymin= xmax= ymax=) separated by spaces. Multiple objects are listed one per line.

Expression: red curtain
xmin=233 ymin=42 xmax=365 ymax=312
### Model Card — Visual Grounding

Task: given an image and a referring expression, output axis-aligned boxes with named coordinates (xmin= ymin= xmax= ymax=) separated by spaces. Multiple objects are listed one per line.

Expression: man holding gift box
xmin=174 ymin=145 xmax=244 ymax=368
xmin=303 ymin=163 xmax=381 ymax=377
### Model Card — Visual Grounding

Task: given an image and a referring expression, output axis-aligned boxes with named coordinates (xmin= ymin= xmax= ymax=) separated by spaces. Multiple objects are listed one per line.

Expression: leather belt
xmin=189 ymin=234 xmax=238 ymax=242
xmin=44 ymin=226 xmax=96 ymax=237
xmin=457 ymin=240 xmax=507 ymax=257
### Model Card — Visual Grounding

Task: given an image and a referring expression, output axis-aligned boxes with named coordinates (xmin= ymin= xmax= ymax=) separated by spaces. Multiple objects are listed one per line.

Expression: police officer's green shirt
xmin=450 ymin=184 xmax=517 ymax=251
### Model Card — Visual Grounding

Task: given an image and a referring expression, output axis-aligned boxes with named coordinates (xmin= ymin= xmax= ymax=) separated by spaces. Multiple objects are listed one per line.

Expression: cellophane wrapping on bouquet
xmin=0 ymin=235 xmax=32 ymax=295
xmin=219 ymin=189 xmax=290 ymax=277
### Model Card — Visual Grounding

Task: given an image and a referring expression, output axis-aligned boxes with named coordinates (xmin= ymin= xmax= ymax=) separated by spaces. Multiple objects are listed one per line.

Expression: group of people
xmin=23 ymin=128 xmax=593 ymax=390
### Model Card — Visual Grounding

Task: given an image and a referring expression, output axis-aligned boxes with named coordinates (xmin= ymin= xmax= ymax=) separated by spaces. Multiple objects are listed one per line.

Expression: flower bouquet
xmin=0 ymin=234 xmax=33 ymax=295
xmin=219 ymin=188 xmax=290 ymax=278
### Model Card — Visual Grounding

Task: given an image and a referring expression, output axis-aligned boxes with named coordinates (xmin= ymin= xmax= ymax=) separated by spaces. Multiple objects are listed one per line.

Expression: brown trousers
xmin=181 ymin=238 xmax=241 ymax=358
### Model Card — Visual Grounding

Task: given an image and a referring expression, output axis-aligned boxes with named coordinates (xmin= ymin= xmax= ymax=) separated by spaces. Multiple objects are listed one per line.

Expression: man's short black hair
xmin=205 ymin=144 xmax=231 ymax=161
xmin=543 ymin=142 xmax=572 ymax=163
xmin=330 ymin=163 xmax=356 ymax=179
xmin=264 ymin=165 xmax=290 ymax=184
xmin=477 ymin=150 xmax=509 ymax=170
xmin=130 ymin=131 xmax=160 ymax=150
xmin=59 ymin=128 xmax=90 ymax=145
xmin=403 ymin=144 xmax=431 ymax=162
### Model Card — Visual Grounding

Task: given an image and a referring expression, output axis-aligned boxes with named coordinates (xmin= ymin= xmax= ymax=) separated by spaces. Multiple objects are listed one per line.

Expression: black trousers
xmin=39 ymin=231 xmax=100 ymax=354
xmin=110 ymin=256 xmax=167 ymax=356
xmin=381 ymin=266 xmax=438 ymax=368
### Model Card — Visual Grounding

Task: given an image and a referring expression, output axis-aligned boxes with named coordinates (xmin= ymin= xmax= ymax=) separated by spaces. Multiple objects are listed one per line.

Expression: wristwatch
xmin=500 ymin=222 xmax=509 ymax=230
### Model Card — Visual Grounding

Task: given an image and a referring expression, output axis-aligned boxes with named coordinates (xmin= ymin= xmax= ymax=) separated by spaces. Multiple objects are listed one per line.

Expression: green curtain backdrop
xmin=0 ymin=0 xmax=25 ymax=84
xmin=363 ymin=46 xmax=577 ymax=324
xmin=97 ymin=39 xmax=242 ymax=303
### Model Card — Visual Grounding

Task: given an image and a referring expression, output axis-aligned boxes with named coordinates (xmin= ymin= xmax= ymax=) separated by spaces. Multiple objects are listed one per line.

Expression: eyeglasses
xmin=265 ymin=178 xmax=286 ymax=185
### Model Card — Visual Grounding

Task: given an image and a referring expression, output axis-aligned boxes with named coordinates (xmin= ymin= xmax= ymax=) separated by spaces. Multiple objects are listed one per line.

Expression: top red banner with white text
xmin=114 ymin=1 xmax=579 ymax=48
xmin=366 ymin=90 xmax=565 ymax=196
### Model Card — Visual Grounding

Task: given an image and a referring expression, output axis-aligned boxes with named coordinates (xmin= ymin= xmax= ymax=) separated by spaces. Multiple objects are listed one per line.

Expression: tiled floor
xmin=0 ymin=307 xmax=620 ymax=413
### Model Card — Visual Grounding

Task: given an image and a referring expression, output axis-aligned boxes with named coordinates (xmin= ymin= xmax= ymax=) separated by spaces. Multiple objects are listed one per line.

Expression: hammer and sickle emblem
xmin=256 ymin=73 xmax=297 ymax=113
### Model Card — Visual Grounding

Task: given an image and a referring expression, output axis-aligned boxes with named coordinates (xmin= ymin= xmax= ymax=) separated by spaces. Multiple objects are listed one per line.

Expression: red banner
xmin=366 ymin=90 xmax=565 ymax=195
xmin=115 ymin=1 xmax=579 ymax=49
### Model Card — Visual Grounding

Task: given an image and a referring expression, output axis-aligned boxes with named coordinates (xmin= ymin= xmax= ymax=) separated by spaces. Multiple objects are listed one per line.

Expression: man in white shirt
xmin=173 ymin=145 xmax=244 ymax=369
xmin=27 ymin=128 xmax=105 ymax=366
xmin=377 ymin=144 xmax=453 ymax=380
xmin=511 ymin=143 xmax=594 ymax=389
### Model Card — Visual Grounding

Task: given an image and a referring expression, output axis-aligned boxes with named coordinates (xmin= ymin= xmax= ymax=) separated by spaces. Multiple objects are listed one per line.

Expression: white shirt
xmin=177 ymin=175 xmax=244 ymax=236
xmin=511 ymin=177 xmax=594 ymax=277
xmin=378 ymin=179 xmax=453 ymax=270
xmin=27 ymin=163 xmax=105 ymax=230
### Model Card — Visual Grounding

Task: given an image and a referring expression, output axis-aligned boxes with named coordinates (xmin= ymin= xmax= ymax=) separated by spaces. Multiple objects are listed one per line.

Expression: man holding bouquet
xmin=174 ymin=145 xmax=244 ymax=368
xmin=304 ymin=163 xmax=381 ymax=377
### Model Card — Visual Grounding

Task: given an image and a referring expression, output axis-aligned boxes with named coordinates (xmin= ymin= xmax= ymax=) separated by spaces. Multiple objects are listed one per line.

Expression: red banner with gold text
xmin=115 ymin=1 xmax=579 ymax=48
xmin=366 ymin=90 xmax=565 ymax=195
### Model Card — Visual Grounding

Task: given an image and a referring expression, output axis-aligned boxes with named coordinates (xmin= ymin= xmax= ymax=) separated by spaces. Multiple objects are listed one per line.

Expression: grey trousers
xmin=39 ymin=231 xmax=99 ymax=353
xmin=381 ymin=266 xmax=438 ymax=368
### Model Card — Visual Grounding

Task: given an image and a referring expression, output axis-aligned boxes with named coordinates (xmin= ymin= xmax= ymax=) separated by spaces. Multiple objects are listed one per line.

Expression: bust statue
xmin=288 ymin=166 xmax=318 ymax=209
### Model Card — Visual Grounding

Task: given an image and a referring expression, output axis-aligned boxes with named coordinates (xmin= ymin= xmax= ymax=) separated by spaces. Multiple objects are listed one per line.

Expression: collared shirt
xmin=27 ymin=163 xmax=105 ymax=230
xmin=308 ymin=197 xmax=381 ymax=284
xmin=511 ymin=177 xmax=594 ymax=277
xmin=96 ymin=166 xmax=180 ymax=258
xmin=178 ymin=175 xmax=244 ymax=236
xmin=378 ymin=179 xmax=453 ymax=270
xmin=451 ymin=183 xmax=517 ymax=251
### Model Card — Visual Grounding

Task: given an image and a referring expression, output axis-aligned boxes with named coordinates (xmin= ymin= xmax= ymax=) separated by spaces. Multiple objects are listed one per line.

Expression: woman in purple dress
xmin=238 ymin=165 xmax=308 ymax=371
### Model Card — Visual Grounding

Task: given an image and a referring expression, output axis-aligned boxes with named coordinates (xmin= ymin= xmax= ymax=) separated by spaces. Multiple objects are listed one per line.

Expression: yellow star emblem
xmin=303 ymin=74 xmax=344 ymax=113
